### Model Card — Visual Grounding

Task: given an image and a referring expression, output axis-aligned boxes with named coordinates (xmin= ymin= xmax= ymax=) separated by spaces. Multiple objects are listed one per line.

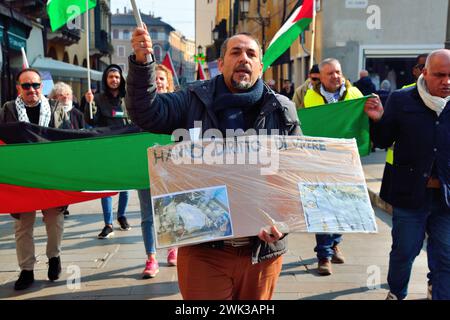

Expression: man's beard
xmin=231 ymin=78 xmax=253 ymax=91
xmin=60 ymin=101 xmax=73 ymax=112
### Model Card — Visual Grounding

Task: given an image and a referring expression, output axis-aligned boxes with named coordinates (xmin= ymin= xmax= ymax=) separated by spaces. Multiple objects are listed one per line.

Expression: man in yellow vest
xmin=304 ymin=58 xmax=363 ymax=276
xmin=403 ymin=53 xmax=428 ymax=89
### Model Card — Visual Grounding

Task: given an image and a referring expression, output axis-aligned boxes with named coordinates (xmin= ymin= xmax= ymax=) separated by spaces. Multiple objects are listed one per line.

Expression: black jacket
xmin=354 ymin=77 xmax=376 ymax=96
xmin=371 ymin=86 xmax=450 ymax=210
xmin=83 ymin=64 xmax=130 ymax=128
xmin=125 ymin=56 xmax=301 ymax=264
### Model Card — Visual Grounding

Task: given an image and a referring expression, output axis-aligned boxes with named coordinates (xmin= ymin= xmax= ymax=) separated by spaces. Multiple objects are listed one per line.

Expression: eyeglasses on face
xmin=19 ymin=83 xmax=41 ymax=90
xmin=415 ymin=64 xmax=425 ymax=71
xmin=311 ymin=77 xmax=320 ymax=82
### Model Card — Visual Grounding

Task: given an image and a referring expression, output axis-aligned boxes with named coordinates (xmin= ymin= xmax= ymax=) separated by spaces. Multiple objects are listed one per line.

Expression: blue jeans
xmin=428 ymin=189 xmax=450 ymax=300
xmin=314 ymin=234 xmax=342 ymax=260
xmin=388 ymin=189 xmax=437 ymax=299
xmin=137 ymin=189 xmax=156 ymax=255
xmin=101 ymin=191 xmax=129 ymax=225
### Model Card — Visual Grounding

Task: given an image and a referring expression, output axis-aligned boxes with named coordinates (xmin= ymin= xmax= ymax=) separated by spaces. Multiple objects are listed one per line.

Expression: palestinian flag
xmin=0 ymin=184 xmax=116 ymax=214
xmin=162 ymin=52 xmax=180 ymax=87
xmin=47 ymin=0 xmax=96 ymax=32
xmin=197 ymin=61 xmax=206 ymax=80
xmin=297 ymin=96 xmax=371 ymax=157
xmin=262 ymin=0 xmax=314 ymax=72
xmin=0 ymin=123 xmax=172 ymax=213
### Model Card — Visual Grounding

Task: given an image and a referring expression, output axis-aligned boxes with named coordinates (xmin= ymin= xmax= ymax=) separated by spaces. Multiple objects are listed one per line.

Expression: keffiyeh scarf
xmin=320 ymin=81 xmax=346 ymax=104
xmin=15 ymin=95 xmax=51 ymax=127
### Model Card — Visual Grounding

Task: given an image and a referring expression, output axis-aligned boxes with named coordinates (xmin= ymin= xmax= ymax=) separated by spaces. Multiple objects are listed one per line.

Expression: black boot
xmin=14 ymin=270 xmax=34 ymax=290
xmin=48 ymin=256 xmax=61 ymax=281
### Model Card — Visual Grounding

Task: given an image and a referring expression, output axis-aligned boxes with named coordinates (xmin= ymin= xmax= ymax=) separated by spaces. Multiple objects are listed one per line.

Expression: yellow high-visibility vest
xmin=386 ymin=145 xmax=394 ymax=165
xmin=304 ymin=87 xmax=363 ymax=108
xmin=402 ymin=83 xmax=416 ymax=89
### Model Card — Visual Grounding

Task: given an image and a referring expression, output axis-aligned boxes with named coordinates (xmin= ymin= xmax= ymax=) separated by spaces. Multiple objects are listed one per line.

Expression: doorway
xmin=365 ymin=57 xmax=416 ymax=91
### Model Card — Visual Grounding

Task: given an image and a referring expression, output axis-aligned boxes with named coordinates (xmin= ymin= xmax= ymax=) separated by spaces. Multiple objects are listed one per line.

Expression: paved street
xmin=0 ymin=150 xmax=429 ymax=300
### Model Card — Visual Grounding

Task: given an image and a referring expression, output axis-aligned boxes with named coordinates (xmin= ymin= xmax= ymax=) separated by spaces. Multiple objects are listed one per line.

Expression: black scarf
xmin=213 ymin=75 xmax=264 ymax=134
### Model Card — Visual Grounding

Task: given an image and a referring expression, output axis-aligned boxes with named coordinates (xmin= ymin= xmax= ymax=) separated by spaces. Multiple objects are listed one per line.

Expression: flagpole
xmin=21 ymin=48 xmax=29 ymax=69
xmin=309 ymin=0 xmax=316 ymax=70
xmin=130 ymin=0 xmax=153 ymax=64
xmin=85 ymin=0 xmax=93 ymax=119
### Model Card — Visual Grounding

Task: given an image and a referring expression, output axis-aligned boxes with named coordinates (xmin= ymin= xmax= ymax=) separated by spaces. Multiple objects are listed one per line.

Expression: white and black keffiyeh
xmin=15 ymin=95 xmax=52 ymax=127
xmin=320 ymin=80 xmax=347 ymax=104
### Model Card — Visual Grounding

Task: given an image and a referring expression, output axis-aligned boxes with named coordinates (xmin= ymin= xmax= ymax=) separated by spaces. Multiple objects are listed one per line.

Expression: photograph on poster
xmin=299 ymin=182 xmax=377 ymax=233
xmin=152 ymin=185 xmax=233 ymax=247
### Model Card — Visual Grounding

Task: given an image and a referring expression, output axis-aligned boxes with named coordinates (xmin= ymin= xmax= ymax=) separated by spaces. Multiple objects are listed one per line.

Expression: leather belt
xmin=427 ymin=177 xmax=441 ymax=189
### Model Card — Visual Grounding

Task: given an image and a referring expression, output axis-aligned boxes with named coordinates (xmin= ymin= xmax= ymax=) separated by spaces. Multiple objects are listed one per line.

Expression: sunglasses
xmin=415 ymin=64 xmax=425 ymax=71
xmin=311 ymin=77 xmax=320 ymax=82
xmin=19 ymin=83 xmax=41 ymax=90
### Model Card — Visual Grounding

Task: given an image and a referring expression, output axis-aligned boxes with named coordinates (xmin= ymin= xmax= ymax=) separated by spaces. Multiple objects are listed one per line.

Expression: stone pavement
xmin=0 ymin=150 xmax=429 ymax=300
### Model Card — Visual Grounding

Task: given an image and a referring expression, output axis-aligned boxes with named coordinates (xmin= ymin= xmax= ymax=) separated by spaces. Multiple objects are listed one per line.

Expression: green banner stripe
xmin=297 ymin=96 xmax=370 ymax=157
xmin=0 ymin=132 xmax=172 ymax=191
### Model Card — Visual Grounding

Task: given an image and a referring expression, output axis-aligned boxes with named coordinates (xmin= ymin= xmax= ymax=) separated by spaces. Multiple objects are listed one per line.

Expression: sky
xmin=111 ymin=0 xmax=196 ymax=40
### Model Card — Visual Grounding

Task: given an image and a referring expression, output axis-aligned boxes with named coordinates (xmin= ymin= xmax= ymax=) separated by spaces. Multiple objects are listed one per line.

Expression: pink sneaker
xmin=142 ymin=258 xmax=159 ymax=279
xmin=167 ymin=248 xmax=178 ymax=266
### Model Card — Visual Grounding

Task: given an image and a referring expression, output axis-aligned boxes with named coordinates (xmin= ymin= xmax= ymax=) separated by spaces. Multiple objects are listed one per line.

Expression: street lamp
xmin=239 ymin=0 xmax=270 ymax=53
xmin=240 ymin=0 xmax=250 ymax=18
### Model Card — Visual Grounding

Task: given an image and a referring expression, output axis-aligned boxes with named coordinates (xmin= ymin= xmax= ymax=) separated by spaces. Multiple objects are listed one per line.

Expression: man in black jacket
xmin=0 ymin=68 xmax=66 ymax=290
xmin=126 ymin=29 xmax=300 ymax=300
xmin=365 ymin=49 xmax=450 ymax=300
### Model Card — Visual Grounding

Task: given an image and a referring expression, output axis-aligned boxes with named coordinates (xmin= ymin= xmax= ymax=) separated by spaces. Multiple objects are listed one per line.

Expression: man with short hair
xmin=365 ymin=49 xmax=450 ymax=300
xmin=304 ymin=58 xmax=363 ymax=276
xmin=403 ymin=53 xmax=429 ymax=88
xmin=353 ymin=69 xmax=376 ymax=96
xmin=0 ymin=68 xmax=66 ymax=290
xmin=292 ymin=64 xmax=320 ymax=109
xmin=304 ymin=58 xmax=363 ymax=108
xmin=126 ymin=30 xmax=300 ymax=300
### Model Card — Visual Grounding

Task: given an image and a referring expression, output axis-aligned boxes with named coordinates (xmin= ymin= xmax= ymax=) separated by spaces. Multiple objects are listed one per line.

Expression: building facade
xmin=111 ymin=7 xmax=195 ymax=84
xmin=203 ymin=0 xmax=449 ymax=91
xmin=1 ymin=0 xmax=111 ymax=104
xmin=111 ymin=7 xmax=174 ymax=75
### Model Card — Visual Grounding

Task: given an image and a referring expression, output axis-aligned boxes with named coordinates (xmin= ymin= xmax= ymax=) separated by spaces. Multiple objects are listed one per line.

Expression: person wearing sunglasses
xmin=292 ymin=64 xmax=320 ymax=109
xmin=0 ymin=68 xmax=68 ymax=290
xmin=403 ymin=53 xmax=428 ymax=89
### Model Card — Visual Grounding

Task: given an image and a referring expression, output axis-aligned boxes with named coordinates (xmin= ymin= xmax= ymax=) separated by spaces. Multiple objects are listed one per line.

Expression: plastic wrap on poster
xmin=148 ymin=135 xmax=377 ymax=248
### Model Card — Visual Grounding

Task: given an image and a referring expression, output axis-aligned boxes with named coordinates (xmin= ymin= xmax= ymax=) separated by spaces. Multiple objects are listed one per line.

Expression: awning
xmin=31 ymin=56 xmax=103 ymax=81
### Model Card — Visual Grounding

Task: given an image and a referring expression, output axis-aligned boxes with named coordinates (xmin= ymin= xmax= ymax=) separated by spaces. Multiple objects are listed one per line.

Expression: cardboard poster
xmin=148 ymin=135 xmax=377 ymax=248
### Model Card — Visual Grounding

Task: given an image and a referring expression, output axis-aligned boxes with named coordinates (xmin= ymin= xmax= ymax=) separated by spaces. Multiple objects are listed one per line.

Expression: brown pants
xmin=177 ymin=244 xmax=283 ymax=300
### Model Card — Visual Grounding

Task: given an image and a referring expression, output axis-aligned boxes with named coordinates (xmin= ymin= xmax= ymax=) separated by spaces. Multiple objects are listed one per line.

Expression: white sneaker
xmin=427 ymin=284 xmax=432 ymax=300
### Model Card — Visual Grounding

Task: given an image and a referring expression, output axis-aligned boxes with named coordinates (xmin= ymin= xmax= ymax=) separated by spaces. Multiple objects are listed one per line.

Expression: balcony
xmin=3 ymin=0 xmax=46 ymax=19
xmin=91 ymin=29 xmax=113 ymax=57
xmin=44 ymin=19 xmax=81 ymax=46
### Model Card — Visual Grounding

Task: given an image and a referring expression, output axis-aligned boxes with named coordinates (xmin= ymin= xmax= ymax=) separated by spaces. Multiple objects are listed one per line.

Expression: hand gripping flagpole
xmin=130 ymin=0 xmax=153 ymax=64
xmin=85 ymin=0 xmax=93 ymax=119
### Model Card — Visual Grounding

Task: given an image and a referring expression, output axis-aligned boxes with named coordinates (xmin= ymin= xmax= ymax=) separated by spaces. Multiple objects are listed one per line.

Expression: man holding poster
xmin=126 ymin=28 xmax=300 ymax=300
